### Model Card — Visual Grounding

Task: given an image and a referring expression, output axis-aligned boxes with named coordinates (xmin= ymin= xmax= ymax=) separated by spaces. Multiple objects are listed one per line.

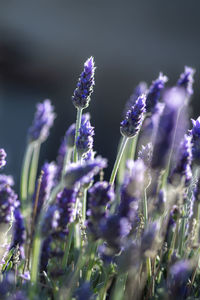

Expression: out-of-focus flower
xmin=190 ymin=116 xmax=200 ymax=163
xmin=11 ymin=208 xmax=26 ymax=258
xmin=177 ymin=66 xmax=195 ymax=97
xmin=0 ymin=185 xmax=18 ymax=224
xmin=119 ymin=159 xmax=145 ymax=224
xmin=72 ymin=57 xmax=95 ymax=109
xmin=168 ymin=260 xmax=192 ymax=299
xmin=64 ymin=157 xmax=107 ymax=189
xmin=170 ymin=134 xmax=192 ymax=186
xmin=28 ymin=99 xmax=56 ymax=142
xmin=0 ymin=149 xmax=6 ymax=169
xmin=151 ymin=88 xmax=184 ymax=170
xmin=87 ymin=181 xmax=114 ymax=239
xmin=55 ymin=188 xmax=76 ymax=238
xmin=120 ymin=95 xmax=146 ymax=138
xmin=138 ymin=143 xmax=152 ymax=167
xmin=0 ymin=175 xmax=14 ymax=187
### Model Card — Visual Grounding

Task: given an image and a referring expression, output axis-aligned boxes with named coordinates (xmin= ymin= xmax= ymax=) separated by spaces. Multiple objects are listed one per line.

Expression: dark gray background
xmin=0 ymin=1 xmax=199 ymax=186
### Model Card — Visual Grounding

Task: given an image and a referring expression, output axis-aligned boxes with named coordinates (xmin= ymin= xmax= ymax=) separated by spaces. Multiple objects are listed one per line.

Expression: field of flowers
xmin=0 ymin=58 xmax=199 ymax=299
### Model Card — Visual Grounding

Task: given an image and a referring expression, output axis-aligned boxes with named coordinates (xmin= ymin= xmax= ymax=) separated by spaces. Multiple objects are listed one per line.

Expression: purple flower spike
xmin=146 ymin=73 xmax=168 ymax=114
xmin=55 ymin=188 xmax=76 ymax=238
xmin=28 ymin=99 xmax=56 ymax=142
xmin=11 ymin=208 xmax=26 ymax=258
xmin=77 ymin=119 xmax=94 ymax=156
xmin=141 ymin=222 xmax=158 ymax=256
xmin=101 ymin=215 xmax=131 ymax=253
xmin=168 ymin=260 xmax=192 ymax=299
xmin=119 ymin=159 xmax=145 ymax=224
xmin=41 ymin=205 xmax=60 ymax=237
xmin=33 ymin=162 xmax=57 ymax=218
xmin=64 ymin=157 xmax=107 ymax=189
xmin=138 ymin=143 xmax=153 ymax=167
xmin=0 ymin=149 xmax=6 ymax=169
xmin=88 ymin=181 xmax=115 ymax=239
xmin=190 ymin=116 xmax=200 ymax=162
xmin=151 ymin=88 xmax=183 ymax=170
xmin=72 ymin=57 xmax=95 ymax=109
xmin=0 ymin=174 xmax=14 ymax=187
xmin=0 ymin=185 xmax=18 ymax=224
xmin=177 ymin=66 xmax=195 ymax=96
xmin=124 ymin=82 xmax=148 ymax=115
xmin=170 ymin=134 xmax=192 ymax=186
xmin=120 ymin=94 xmax=146 ymax=138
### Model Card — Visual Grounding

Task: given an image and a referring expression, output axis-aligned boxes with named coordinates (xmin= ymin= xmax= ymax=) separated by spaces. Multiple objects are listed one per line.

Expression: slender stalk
xmin=178 ymin=208 xmax=186 ymax=256
xmin=61 ymin=148 xmax=72 ymax=179
xmin=111 ymin=273 xmax=128 ymax=300
xmin=20 ymin=142 xmax=34 ymax=213
xmin=62 ymin=225 xmax=74 ymax=268
xmin=128 ymin=134 xmax=139 ymax=161
xmin=82 ymin=188 xmax=87 ymax=223
xmin=27 ymin=171 xmax=44 ymax=270
xmin=30 ymin=233 xmax=42 ymax=284
xmin=110 ymin=136 xmax=128 ymax=185
xmin=28 ymin=142 xmax=41 ymax=198
xmin=73 ymin=108 xmax=83 ymax=163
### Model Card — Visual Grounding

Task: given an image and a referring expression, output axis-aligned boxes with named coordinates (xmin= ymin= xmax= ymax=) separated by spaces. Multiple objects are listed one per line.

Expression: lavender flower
xmin=101 ymin=215 xmax=131 ymax=253
xmin=118 ymin=160 xmax=145 ymax=224
xmin=0 ymin=185 xmax=18 ymax=224
xmin=177 ymin=66 xmax=195 ymax=96
xmin=0 ymin=175 xmax=14 ymax=187
xmin=72 ymin=57 xmax=95 ymax=109
xmin=11 ymin=208 xmax=26 ymax=258
xmin=87 ymin=181 xmax=115 ymax=239
xmin=120 ymin=94 xmax=146 ymax=138
xmin=56 ymin=137 xmax=68 ymax=181
xmin=141 ymin=222 xmax=158 ymax=256
xmin=41 ymin=205 xmax=60 ymax=237
xmin=123 ymin=82 xmax=147 ymax=115
xmin=168 ymin=260 xmax=192 ymax=299
xmin=155 ymin=189 xmax=166 ymax=215
xmin=138 ymin=143 xmax=152 ymax=167
xmin=33 ymin=162 xmax=57 ymax=218
xmin=151 ymin=88 xmax=183 ymax=169
xmin=28 ymin=99 xmax=56 ymax=142
xmin=190 ymin=116 xmax=200 ymax=162
xmin=0 ymin=149 xmax=6 ymax=169
xmin=170 ymin=134 xmax=192 ymax=186
xmin=64 ymin=157 xmax=107 ymax=189
xmin=76 ymin=119 xmax=94 ymax=156
xmin=146 ymin=73 xmax=168 ymax=114
xmin=55 ymin=188 xmax=76 ymax=238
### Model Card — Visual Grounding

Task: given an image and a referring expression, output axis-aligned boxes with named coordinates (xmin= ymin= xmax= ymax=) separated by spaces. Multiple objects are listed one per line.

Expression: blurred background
xmin=0 ymin=0 xmax=200 ymax=187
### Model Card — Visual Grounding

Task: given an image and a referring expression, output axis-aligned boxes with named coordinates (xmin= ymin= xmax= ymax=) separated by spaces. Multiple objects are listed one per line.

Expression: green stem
xmin=82 ymin=188 xmax=87 ymax=223
xmin=73 ymin=108 xmax=83 ymax=163
xmin=110 ymin=136 xmax=128 ymax=185
xmin=128 ymin=134 xmax=138 ymax=161
xmin=61 ymin=148 xmax=72 ymax=179
xmin=20 ymin=142 xmax=34 ymax=215
xmin=28 ymin=142 xmax=41 ymax=198
xmin=111 ymin=273 xmax=128 ymax=300
xmin=30 ymin=233 xmax=42 ymax=284
xmin=62 ymin=225 xmax=74 ymax=268
xmin=179 ymin=207 xmax=186 ymax=256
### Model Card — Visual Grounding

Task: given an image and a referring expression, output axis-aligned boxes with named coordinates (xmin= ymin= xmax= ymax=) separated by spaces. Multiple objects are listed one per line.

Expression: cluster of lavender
xmin=0 ymin=59 xmax=200 ymax=300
